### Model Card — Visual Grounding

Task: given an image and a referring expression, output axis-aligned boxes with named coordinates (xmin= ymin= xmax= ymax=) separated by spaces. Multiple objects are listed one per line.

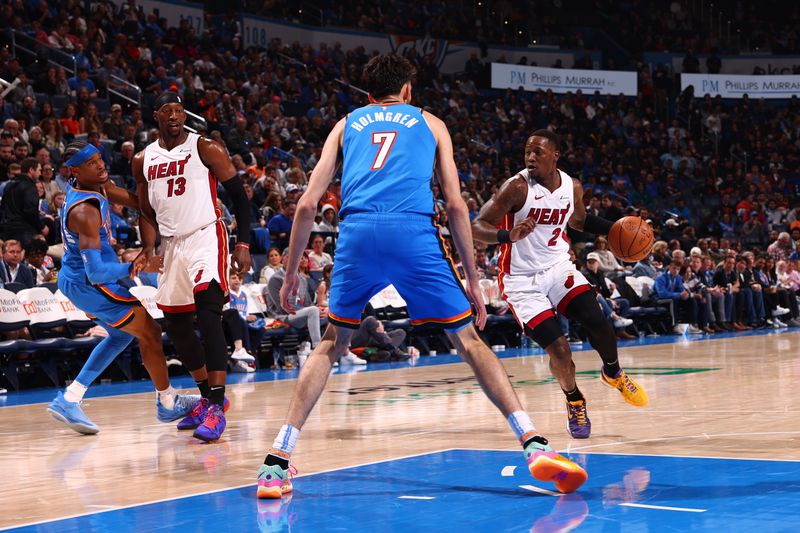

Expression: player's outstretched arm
xmin=280 ymin=118 xmax=344 ymax=313
xmin=104 ymin=179 xmax=138 ymax=210
xmin=71 ymin=203 xmax=133 ymax=283
xmin=567 ymin=178 xmax=613 ymax=235
xmin=472 ymin=177 xmax=531 ymax=244
xmin=198 ymin=137 xmax=252 ymax=275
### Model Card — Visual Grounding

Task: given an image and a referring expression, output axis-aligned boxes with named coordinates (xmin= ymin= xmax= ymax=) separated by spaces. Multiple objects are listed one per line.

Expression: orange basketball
xmin=607 ymin=216 xmax=654 ymax=262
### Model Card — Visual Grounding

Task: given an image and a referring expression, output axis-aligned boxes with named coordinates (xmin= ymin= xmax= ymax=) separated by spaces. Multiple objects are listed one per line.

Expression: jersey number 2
xmin=167 ymin=177 xmax=186 ymax=197
xmin=547 ymin=228 xmax=569 ymax=246
xmin=371 ymin=131 xmax=397 ymax=170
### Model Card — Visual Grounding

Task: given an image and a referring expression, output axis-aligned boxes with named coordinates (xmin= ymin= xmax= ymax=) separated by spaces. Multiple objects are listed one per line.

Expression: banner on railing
xmin=136 ymin=0 xmax=204 ymax=33
xmin=490 ymin=63 xmax=638 ymax=95
xmin=681 ymin=73 xmax=800 ymax=99
xmin=240 ymin=16 xmax=584 ymax=74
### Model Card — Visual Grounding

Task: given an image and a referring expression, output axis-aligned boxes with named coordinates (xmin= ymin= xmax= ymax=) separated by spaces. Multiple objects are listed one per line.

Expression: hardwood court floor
xmin=2 ymin=331 xmax=799 ymax=529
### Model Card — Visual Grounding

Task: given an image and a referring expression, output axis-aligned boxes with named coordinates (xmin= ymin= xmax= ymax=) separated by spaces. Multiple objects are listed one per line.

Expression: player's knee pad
xmin=565 ymin=290 xmax=608 ymax=331
xmin=523 ymin=312 xmax=564 ymax=350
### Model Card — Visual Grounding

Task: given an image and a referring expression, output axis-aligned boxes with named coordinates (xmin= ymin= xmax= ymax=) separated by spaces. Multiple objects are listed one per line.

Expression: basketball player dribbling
xmin=256 ymin=54 xmax=587 ymax=498
xmin=472 ymin=130 xmax=649 ymax=440
xmin=46 ymin=142 xmax=201 ymax=434
xmin=132 ymin=91 xmax=252 ymax=442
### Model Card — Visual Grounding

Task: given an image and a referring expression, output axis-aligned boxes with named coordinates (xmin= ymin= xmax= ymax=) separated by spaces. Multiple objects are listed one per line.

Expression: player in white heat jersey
xmin=132 ymin=91 xmax=252 ymax=442
xmin=473 ymin=130 xmax=648 ymax=439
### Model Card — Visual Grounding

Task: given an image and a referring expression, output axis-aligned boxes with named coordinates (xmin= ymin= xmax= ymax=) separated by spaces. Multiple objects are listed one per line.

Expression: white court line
xmin=0 ymin=448 xmax=456 ymax=532
xmin=620 ymin=502 xmax=706 ymax=513
xmin=501 ymin=465 xmax=517 ymax=477
xmin=519 ymin=485 xmax=561 ymax=497
xmin=467 ymin=442 xmax=800 ymax=463
xmin=398 ymin=496 xmax=435 ymax=500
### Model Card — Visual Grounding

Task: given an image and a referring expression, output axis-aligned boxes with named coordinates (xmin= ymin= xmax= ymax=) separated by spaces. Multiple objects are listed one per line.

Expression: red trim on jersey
xmin=498 ymin=213 xmax=513 ymax=275
xmin=193 ymin=282 xmax=210 ymax=294
xmin=215 ymin=218 xmax=230 ymax=295
xmin=157 ymin=302 xmax=196 ymax=313
xmin=556 ymin=284 xmax=592 ymax=316
xmin=526 ymin=309 xmax=556 ymax=331
xmin=497 ymin=272 xmax=523 ymax=328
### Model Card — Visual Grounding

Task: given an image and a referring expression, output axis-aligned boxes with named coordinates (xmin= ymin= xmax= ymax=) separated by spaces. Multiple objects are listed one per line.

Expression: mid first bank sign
xmin=491 ymin=63 xmax=638 ymax=96
xmin=682 ymin=73 xmax=800 ymax=99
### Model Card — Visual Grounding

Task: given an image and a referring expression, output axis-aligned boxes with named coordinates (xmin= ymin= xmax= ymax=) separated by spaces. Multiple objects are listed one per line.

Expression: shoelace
xmin=189 ymin=398 xmax=208 ymax=417
xmin=203 ymin=405 xmax=224 ymax=428
xmin=570 ymin=403 xmax=589 ymax=425
xmin=622 ymin=374 xmax=639 ymax=394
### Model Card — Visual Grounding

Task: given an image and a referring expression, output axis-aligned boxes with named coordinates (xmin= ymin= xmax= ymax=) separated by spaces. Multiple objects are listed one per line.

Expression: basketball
xmin=608 ymin=216 xmax=654 ymax=262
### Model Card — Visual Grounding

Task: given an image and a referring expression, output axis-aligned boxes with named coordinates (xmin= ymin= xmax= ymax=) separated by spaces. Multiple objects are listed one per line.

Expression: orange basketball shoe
xmin=524 ymin=436 xmax=588 ymax=494
xmin=600 ymin=369 xmax=649 ymax=407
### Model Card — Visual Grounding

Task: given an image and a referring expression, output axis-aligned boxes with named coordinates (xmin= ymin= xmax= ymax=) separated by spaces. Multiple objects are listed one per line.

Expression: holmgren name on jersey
xmin=349 ymin=110 xmax=420 ymax=132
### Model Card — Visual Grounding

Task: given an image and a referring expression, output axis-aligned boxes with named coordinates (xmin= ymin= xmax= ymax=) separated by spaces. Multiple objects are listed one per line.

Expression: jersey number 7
xmin=371 ymin=131 xmax=397 ymax=170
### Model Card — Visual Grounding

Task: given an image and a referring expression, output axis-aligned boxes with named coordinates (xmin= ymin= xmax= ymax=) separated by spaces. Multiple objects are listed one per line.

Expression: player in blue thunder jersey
xmin=256 ymin=54 xmax=587 ymax=498
xmin=46 ymin=142 xmax=202 ymax=434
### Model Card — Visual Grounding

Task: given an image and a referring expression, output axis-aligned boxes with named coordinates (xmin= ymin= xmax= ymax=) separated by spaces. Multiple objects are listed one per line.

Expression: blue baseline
xmin=0 ymin=327 xmax=791 ymax=407
xmin=5 ymin=450 xmax=800 ymax=532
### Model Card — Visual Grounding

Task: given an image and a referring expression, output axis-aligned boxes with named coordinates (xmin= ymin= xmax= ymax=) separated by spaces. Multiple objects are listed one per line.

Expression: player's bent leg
xmin=258 ymin=324 xmax=353 ymax=499
xmin=565 ymin=292 xmax=648 ymax=407
xmin=525 ymin=316 xmax=591 ymax=439
xmin=47 ymin=325 xmax=134 ymax=435
xmin=447 ymin=323 xmax=587 ymax=492
xmin=121 ymin=308 xmax=201 ymax=423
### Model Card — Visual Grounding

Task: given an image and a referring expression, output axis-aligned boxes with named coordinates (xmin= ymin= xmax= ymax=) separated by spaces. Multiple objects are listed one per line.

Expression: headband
xmin=154 ymin=91 xmax=182 ymax=111
xmin=66 ymin=144 xmax=100 ymax=167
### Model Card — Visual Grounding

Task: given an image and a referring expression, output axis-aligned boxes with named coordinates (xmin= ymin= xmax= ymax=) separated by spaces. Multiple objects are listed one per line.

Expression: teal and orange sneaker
xmin=524 ymin=436 xmax=588 ymax=493
xmin=176 ymin=396 xmax=231 ymax=430
xmin=257 ymin=464 xmax=296 ymax=499
xmin=600 ymin=369 xmax=649 ymax=407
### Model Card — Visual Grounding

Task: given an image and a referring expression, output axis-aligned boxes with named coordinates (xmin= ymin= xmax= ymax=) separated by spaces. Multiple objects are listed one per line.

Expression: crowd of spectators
xmin=1 ymin=0 xmax=800 ymax=372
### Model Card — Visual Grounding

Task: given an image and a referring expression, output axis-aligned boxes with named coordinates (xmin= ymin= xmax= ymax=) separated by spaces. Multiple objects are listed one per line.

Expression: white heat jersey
xmin=143 ymin=133 xmax=218 ymax=237
xmin=498 ymin=168 xmax=574 ymax=274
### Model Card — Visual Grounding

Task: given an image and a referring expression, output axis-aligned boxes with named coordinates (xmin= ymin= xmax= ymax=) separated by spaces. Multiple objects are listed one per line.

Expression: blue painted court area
xmin=8 ymin=449 xmax=800 ymax=532
xmin=0 ymin=328 xmax=789 ymax=407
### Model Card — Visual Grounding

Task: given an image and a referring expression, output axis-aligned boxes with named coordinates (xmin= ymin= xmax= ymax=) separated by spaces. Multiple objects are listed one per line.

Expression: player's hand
xmin=231 ymin=244 xmax=251 ymax=276
xmin=140 ymin=254 xmax=164 ymax=273
xmin=280 ymin=271 xmax=300 ymax=314
xmin=131 ymin=247 xmax=159 ymax=277
xmin=509 ymin=216 xmax=536 ymax=242
xmin=465 ymin=276 xmax=487 ymax=330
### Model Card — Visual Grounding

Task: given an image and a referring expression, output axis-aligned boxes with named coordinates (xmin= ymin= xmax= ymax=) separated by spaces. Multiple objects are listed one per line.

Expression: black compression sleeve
xmin=584 ymin=214 xmax=615 ymax=235
xmin=220 ymin=175 xmax=251 ymax=244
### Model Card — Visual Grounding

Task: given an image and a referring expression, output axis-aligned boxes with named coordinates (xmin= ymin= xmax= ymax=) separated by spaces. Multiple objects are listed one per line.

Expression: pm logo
xmin=195 ymin=269 xmax=203 ymax=283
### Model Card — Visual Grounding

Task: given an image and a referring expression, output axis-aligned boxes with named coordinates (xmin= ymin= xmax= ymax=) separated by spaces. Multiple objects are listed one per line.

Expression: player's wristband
xmin=235 ymin=242 xmax=250 ymax=249
xmin=497 ymin=229 xmax=511 ymax=244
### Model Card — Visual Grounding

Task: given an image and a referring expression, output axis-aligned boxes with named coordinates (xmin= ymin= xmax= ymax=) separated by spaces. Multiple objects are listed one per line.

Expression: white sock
xmin=64 ymin=381 xmax=88 ymax=403
xmin=271 ymin=424 xmax=300 ymax=455
xmin=157 ymin=385 xmax=177 ymax=410
xmin=507 ymin=410 xmax=537 ymax=444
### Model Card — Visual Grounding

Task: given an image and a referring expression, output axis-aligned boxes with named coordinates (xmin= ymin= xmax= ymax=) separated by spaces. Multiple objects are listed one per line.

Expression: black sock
xmin=603 ymin=360 xmax=621 ymax=377
xmin=522 ymin=434 xmax=548 ymax=449
xmin=563 ymin=386 xmax=585 ymax=402
xmin=209 ymin=385 xmax=225 ymax=406
xmin=264 ymin=453 xmax=290 ymax=470
xmin=196 ymin=379 xmax=211 ymax=398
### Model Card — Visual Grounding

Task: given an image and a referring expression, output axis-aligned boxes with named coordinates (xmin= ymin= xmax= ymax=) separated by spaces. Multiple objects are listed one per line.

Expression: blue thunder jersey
xmin=59 ymin=184 xmax=117 ymax=280
xmin=340 ymin=103 xmax=436 ymax=217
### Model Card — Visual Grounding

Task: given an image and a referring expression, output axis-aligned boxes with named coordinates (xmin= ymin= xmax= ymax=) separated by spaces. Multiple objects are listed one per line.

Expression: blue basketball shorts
xmin=58 ymin=273 xmax=141 ymax=329
xmin=327 ymin=213 xmax=473 ymax=331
